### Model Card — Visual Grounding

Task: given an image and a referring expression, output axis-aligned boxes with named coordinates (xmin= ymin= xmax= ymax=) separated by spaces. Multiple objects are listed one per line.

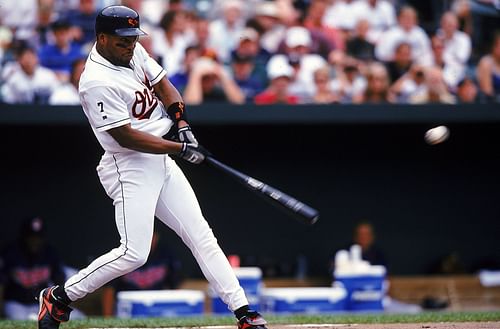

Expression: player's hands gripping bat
xmin=205 ymin=156 xmax=319 ymax=226
xmin=178 ymin=142 xmax=209 ymax=164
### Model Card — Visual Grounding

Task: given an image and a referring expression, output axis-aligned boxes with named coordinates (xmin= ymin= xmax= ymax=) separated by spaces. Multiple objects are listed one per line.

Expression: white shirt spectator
xmin=208 ymin=19 xmax=245 ymax=63
xmin=151 ymin=28 xmax=189 ymax=77
xmin=352 ymin=0 xmax=397 ymax=43
xmin=323 ymin=0 xmax=359 ymax=31
xmin=254 ymin=1 xmax=287 ymax=54
xmin=436 ymin=31 xmax=471 ymax=66
xmin=375 ymin=25 xmax=432 ymax=65
xmin=0 ymin=0 xmax=38 ymax=41
xmin=1 ymin=64 xmax=59 ymax=104
xmin=49 ymin=83 xmax=80 ymax=105
xmin=268 ymin=53 xmax=326 ymax=102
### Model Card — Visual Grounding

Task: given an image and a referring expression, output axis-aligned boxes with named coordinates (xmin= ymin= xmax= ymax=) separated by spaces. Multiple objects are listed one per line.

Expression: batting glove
xmin=178 ymin=125 xmax=198 ymax=145
xmin=179 ymin=142 xmax=209 ymax=164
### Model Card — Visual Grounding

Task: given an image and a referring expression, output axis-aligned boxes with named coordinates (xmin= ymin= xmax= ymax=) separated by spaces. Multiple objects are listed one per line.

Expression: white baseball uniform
xmin=63 ymin=42 xmax=248 ymax=311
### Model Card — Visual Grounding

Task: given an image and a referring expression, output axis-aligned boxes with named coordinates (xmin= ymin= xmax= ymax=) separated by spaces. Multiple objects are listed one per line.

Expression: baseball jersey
xmin=79 ymin=42 xmax=173 ymax=153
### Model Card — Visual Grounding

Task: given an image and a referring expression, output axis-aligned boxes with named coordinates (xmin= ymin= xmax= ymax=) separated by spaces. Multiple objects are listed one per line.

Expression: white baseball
xmin=424 ymin=125 xmax=450 ymax=145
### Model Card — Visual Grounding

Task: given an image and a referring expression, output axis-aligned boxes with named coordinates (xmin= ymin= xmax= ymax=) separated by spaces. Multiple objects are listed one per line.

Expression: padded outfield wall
xmin=0 ymin=104 xmax=499 ymax=278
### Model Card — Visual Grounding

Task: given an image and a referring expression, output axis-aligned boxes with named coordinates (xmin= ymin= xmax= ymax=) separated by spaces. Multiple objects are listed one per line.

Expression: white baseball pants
xmin=63 ymin=152 xmax=248 ymax=311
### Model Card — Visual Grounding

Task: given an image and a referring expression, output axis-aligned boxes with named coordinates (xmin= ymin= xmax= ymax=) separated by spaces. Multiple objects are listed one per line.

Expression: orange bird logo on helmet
xmin=128 ymin=18 xmax=138 ymax=27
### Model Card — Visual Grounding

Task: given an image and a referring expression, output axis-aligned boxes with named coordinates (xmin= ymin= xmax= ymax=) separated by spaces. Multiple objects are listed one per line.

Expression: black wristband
xmin=167 ymin=102 xmax=187 ymax=123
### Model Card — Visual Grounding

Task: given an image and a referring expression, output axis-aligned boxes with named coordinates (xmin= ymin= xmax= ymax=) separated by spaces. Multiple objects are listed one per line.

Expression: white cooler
xmin=260 ymin=287 xmax=347 ymax=314
xmin=116 ymin=289 xmax=205 ymax=318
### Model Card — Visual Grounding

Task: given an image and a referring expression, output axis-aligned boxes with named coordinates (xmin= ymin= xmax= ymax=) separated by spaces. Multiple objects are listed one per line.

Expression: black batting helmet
xmin=95 ymin=5 xmax=147 ymax=37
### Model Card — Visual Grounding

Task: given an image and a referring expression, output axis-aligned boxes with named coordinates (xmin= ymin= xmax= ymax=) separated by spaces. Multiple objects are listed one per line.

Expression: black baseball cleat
xmin=38 ymin=286 xmax=73 ymax=329
xmin=237 ymin=310 xmax=268 ymax=329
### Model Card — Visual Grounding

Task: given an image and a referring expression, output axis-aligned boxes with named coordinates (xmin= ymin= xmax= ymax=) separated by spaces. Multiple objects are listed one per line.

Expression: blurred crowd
xmin=0 ymin=0 xmax=499 ymax=106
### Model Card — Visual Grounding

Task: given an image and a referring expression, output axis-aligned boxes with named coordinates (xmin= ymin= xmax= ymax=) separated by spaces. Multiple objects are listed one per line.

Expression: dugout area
xmin=0 ymin=104 xmax=499 ymax=316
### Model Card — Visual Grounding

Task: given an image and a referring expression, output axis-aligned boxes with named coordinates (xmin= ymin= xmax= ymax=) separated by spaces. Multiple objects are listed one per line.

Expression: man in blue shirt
xmin=38 ymin=20 xmax=84 ymax=81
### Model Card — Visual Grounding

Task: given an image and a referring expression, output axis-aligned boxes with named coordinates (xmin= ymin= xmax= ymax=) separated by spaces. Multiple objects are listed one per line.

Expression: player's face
xmin=100 ymin=34 xmax=139 ymax=67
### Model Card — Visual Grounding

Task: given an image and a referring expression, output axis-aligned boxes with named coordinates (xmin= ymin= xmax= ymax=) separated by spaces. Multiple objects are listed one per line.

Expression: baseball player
xmin=37 ymin=6 xmax=268 ymax=329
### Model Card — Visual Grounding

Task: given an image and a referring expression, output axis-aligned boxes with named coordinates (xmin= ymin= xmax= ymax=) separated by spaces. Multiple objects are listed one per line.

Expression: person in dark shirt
xmin=231 ymin=53 xmax=264 ymax=102
xmin=385 ymin=42 xmax=413 ymax=84
xmin=101 ymin=230 xmax=182 ymax=316
xmin=0 ymin=217 xmax=66 ymax=320
xmin=352 ymin=221 xmax=387 ymax=268
xmin=346 ymin=19 xmax=376 ymax=63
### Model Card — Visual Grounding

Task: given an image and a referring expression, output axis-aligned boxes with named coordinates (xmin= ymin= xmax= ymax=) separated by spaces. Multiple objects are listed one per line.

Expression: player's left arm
xmin=154 ymin=77 xmax=198 ymax=144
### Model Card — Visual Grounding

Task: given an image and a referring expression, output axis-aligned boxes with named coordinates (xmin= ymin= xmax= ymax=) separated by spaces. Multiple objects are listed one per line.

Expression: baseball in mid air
xmin=424 ymin=125 xmax=450 ymax=145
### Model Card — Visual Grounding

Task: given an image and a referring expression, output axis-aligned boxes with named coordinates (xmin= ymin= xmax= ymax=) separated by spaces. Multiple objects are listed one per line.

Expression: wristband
xmin=167 ymin=102 xmax=187 ymax=122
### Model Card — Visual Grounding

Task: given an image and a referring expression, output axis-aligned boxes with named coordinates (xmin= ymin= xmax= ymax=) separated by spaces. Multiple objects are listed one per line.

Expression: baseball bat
xmin=205 ymin=156 xmax=319 ymax=225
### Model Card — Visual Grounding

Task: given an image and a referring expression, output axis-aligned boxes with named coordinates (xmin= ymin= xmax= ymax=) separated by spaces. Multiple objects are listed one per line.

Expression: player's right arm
xmin=107 ymin=123 xmax=182 ymax=154
xmin=108 ymin=124 xmax=207 ymax=163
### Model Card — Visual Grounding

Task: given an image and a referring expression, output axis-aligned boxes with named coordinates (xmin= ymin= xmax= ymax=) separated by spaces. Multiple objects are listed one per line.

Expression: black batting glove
xmin=178 ymin=142 xmax=210 ymax=164
xmin=178 ymin=125 xmax=198 ymax=145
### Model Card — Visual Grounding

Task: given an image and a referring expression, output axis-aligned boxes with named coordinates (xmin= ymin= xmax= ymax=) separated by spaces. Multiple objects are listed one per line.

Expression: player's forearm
xmin=108 ymin=124 xmax=183 ymax=154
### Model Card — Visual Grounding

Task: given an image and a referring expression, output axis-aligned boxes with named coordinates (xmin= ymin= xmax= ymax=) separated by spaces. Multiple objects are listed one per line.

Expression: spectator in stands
xmin=375 ymin=6 xmax=432 ymax=66
xmin=385 ymin=42 xmax=413 ymax=83
xmin=346 ymin=19 xmax=376 ymax=63
xmin=254 ymin=56 xmax=299 ymax=104
xmin=354 ymin=62 xmax=394 ymax=103
xmin=38 ymin=19 xmax=84 ymax=82
xmin=476 ymin=32 xmax=500 ymax=102
xmin=410 ymin=66 xmax=456 ymax=104
xmin=311 ymin=65 xmax=339 ymax=104
xmin=0 ymin=0 xmax=37 ymax=42
xmin=48 ymin=57 xmax=85 ymax=105
xmin=303 ymin=0 xmax=345 ymax=54
xmin=390 ymin=63 xmax=427 ymax=103
xmin=183 ymin=57 xmax=245 ymax=104
xmin=208 ymin=0 xmax=245 ymax=63
xmin=152 ymin=10 xmax=191 ymax=77
xmin=62 ymin=0 xmax=99 ymax=50
xmin=230 ymin=27 xmax=271 ymax=88
xmin=352 ymin=221 xmax=387 ymax=267
xmin=429 ymin=35 xmax=465 ymax=89
xmin=437 ymin=11 xmax=471 ymax=68
xmin=169 ymin=45 xmax=202 ymax=93
xmin=36 ymin=0 xmax=57 ymax=47
xmin=230 ymin=53 xmax=263 ymax=102
xmin=191 ymin=16 xmax=218 ymax=59
xmin=351 ymin=0 xmax=397 ymax=44
xmin=251 ymin=1 xmax=286 ymax=54
xmin=270 ymin=26 xmax=327 ymax=102
xmin=455 ymin=76 xmax=480 ymax=103
xmin=1 ymin=45 xmax=59 ymax=104
xmin=0 ymin=217 xmax=66 ymax=320
xmin=323 ymin=0 xmax=359 ymax=33
xmin=329 ymin=55 xmax=367 ymax=103
xmin=101 ymin=230 xmax=182 ymax=317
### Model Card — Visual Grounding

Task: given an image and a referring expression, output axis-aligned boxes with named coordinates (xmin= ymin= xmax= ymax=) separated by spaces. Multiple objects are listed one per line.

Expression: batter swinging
xmin=37 ymin=6 xmax=268 ymax=329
